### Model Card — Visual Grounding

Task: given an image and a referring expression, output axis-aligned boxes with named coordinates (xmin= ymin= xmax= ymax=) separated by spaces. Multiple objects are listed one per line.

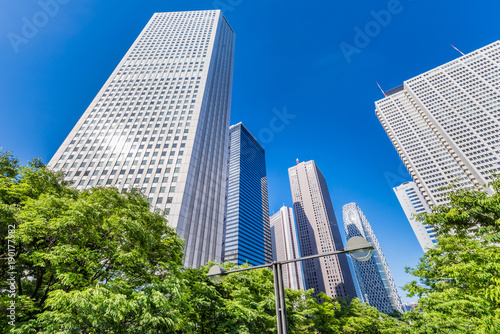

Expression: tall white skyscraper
xmin=270 ymin=206 xmax=304 ymax=290
xmin=376 ymin=41 xmax=500 ymax=207
xmin=48 ymin=10 xmax=235 ymax=268
xmin=289 ymin=160 xmax=356 ymax=300
xmin=343 ymin=203 xmax=403 ymax=314
xmin=393 ymin=181 xmax=437 ymax=251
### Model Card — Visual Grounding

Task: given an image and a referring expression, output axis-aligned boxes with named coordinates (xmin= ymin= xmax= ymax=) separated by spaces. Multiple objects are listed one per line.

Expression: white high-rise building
xmin=393 ymin=181 xmax=437 ymax=251
xmin=376 ymin=41 xmax=500 ymax=207
xmin=270 ymin=206 xmax=304 ymax=290
xmin=48 ymin=10 xmax=235 ymax=268
xmin=343 ymin=203 xmax=403 ymax=314
xmin=288 ymin=160 xmax=357 ymax=300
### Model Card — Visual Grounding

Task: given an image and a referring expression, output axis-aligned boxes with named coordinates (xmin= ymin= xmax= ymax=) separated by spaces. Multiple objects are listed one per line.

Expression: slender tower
xmin=48 ymin=10 xmax=235 ymax=268
xmin=288 ymin=160 xmax=356 ymax=300
xmin=223 ymin=123 xmax=272 ymax=265
xmin=343 ymin=203 xmax=403 ymax=314
xmin=270 ymin=206 xmax=304 ymax=290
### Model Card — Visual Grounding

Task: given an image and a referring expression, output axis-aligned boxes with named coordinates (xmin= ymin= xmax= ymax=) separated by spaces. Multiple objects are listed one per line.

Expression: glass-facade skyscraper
xmin=393 ymin=181 xmax=436 ymax=251
xmin=342 ymin=203 xmax=402 ymax=314
xmin=223 ymin=123 xmax=272 ymax=265
xmin=48 ymin=10 xmax=235 ymax=268
xmin=288 ymin=160 xmax=356 ymax=301
xmin=376 ymin=41 xmax=500 ymax=208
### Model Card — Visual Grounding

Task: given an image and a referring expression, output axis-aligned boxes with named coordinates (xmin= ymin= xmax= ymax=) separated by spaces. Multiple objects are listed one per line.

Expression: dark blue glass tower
xmin=223 ymin=123 xmax=272 ymax=265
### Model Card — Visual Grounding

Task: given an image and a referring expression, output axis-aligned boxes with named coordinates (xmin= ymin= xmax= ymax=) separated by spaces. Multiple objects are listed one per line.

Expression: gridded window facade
xmin=393 ymin=181 xmax=437 ymax=251
xmin=376 ymin=41 xmax=500 ymax=207
xmin=223 ymin=123 xmax=272 ymax=266
xmin=342 ymin=203 xmax=403 ymax=314
xmin=49 ymin=10 xmax=235 ymax=268
xmin=288 ymin=161 xmax=356 ymax=301
xmin=270 ymin=206 xmax=304 ymax=290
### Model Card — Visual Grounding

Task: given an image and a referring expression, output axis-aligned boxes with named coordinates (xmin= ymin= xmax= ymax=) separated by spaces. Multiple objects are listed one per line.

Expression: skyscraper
xmin=342 ymin=203 xmax=403 ymax=314
xmin=223 ymin=123 xmax=272 ymax=265
xmin=48 ymin=10 xmax=235 ymax=268
xmin=288 ymin=160 xmax=356 ymax=300
xmin=376 ymin=41 xmax=500 ymax=207
xmin=270 ymin=206 xmax=304 ymax=290
xmin=393 ymin=181 xmax=437 ymax=251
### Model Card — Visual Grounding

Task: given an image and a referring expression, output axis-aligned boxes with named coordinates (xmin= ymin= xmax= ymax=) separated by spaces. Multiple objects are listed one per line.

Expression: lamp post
xmin=207 ymin=236 xmax=374 ymax=334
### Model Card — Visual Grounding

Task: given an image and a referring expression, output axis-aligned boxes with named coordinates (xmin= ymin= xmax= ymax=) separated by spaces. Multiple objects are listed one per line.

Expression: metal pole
xmin=208 ymin=239 xmax=374 ymax=334
xmin=277 ymin=262 xmax=289 ymax=334
xmin=273 ymin=263 xmax=283 ymax=334
xmin=212 ymin=239 xmax=373 ymax=277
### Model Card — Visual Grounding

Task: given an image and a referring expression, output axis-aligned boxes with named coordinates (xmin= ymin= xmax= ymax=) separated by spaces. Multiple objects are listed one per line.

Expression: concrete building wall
xmin=49 ymin=10 xmax=235 ymax=268
xmin=288 ymin=160 xmax=356 ymax=300
xmin=376 ymin=41 xmax=500 ymax=207
xmin=393 ymin=181 xmax=436 ymax=251
xmin=270 ymin=206 xmax=304 ymax=290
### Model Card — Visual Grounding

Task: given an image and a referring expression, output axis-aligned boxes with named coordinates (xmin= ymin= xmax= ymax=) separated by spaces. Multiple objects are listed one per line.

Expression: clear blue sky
xmin=2 ymin=0 xmax=500 ymax=303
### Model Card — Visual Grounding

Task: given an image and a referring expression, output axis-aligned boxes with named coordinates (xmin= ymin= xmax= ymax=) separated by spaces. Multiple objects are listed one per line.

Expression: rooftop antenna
xmin=376 ymin=81 xmax=387 ymax=97
xmin=296 ymin=158 xmax=299 ymax=165
xmin=450 ymin=44 xmax=465 ymax=56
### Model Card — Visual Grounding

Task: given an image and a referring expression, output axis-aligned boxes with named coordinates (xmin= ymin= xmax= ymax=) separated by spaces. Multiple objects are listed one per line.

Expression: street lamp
xmin=345 ymin=236 xmax=373 ymax=261
xmin=207 ymin=236 xmax=374 ymax=334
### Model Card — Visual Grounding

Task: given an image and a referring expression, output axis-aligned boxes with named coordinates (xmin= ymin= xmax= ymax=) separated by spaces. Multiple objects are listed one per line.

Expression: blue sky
xmin=2 ymin=0 xmax=500 ymax=303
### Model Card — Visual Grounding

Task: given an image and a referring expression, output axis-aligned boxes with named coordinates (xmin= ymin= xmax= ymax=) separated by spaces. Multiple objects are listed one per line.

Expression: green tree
xmin=180 ymin=263 xmax=318 ymax=334
xmin=218 ymin=264 xmax=277 ymax=333
xmin=176 ymin=265 xmax=228 ymax=333
xmin=284 ymin=287 xmax=317 ymax=333
xmin=186 ymin=262 xmax=404 ymax=334
xmin=404 ymin=181 xmax=500 ymax=333
xmin=0 ymin=152 xmax=186 ymax=333
xmin=1 ymin=151 xmax=405 ymax=333
xmin=310 ymin=293 xmax=405 ymax=334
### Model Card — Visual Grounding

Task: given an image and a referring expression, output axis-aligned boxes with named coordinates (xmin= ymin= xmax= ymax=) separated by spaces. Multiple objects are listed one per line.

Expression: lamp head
xmin=207 ymin=265 xmax=227 ymax=283
xmin=346 ymin=236 xmax=373 ymax=262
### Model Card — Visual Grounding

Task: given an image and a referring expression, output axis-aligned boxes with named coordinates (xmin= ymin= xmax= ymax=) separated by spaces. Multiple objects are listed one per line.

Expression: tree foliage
xmin=309 ymin=293 xmax=404 ymax=334
xmin=179 ymin=264 xmax=402 ymax=334
xmin=403 ymin=181 xmax=500 ymax=333
xmin=0 ymin=152 xmax=185 ymax=333
xmin=0 ymin=151 xmax=405 ymax=333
